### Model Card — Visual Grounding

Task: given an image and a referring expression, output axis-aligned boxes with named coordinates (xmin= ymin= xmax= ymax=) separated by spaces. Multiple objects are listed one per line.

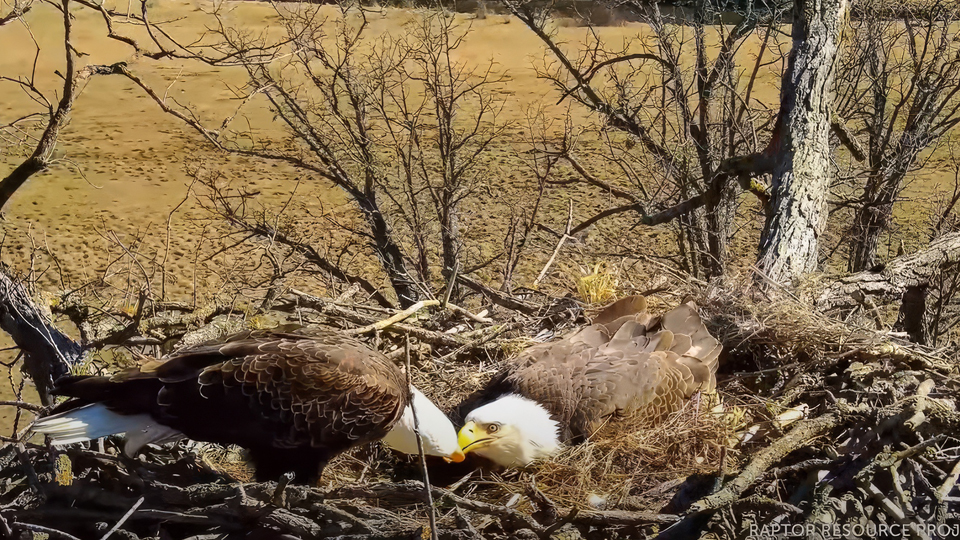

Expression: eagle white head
xmin=457 ymin=394 xmax=561 ymax=467
xmin=381 ymin=386 xmax=465 ymax=463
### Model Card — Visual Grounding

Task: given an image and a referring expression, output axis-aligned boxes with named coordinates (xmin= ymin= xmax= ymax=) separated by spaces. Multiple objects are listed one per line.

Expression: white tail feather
xmin=33 ymin=404 xmax=183 ymax=456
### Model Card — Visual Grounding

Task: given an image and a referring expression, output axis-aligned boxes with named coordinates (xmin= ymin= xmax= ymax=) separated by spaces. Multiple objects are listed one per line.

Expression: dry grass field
xmin=0 ymin=1 xmax=789 ymax=300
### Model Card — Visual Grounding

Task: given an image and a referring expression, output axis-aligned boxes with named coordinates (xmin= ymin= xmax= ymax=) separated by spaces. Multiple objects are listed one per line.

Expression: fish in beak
xmin=457 ymin=421 xmax=494 ymax=454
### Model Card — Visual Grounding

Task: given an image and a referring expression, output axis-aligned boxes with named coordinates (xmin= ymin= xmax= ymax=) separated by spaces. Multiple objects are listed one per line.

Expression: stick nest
xmin=3 ymin=285 xmax=960 ymax=539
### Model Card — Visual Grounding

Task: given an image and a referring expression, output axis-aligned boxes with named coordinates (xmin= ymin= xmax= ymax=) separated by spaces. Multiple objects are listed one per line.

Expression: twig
xmin=406 ymin=334 xmax=438 ymax=540
xmin=441 ymin=260 xmax=459 ymax=309
xmin=937 ymin=458 xmax=960 ymax=502
xmin=541 ymin=508 xmax=578 ymax=538
xmin=329 ymin=482 xmax=545 ymax=533
xmin=345 ymin=300 xmax=440 ymax=335
xmin=0 ymin=400 xmax=44 ymax=412
xmin=688 ymin=414 xmax=839 ymax=513
xmin=0 ymin=513 xmax=12 ymax=538
xmin=436 ymin=322 xmax=524 ymax=363
xmin=285 ymin=292 xmax=466 ymax=348
xmin=526 ymin=477 xmax=558 ymax=524
xmin=533 ymin=199 xmax=574 ymax=287
xmin=733 ymin=495 xmax=803 ymax=515
xmin=456 ymin=275 xmax=539 ymax=315
xmin=99 ymin=496 xmax=144 ymax=540
xmin=15 ymin=443 xmax=43 ymax=499
xmin=533 ymin=234 xmax=571 ymax=287
xmin=571 ymin=509 xmax=679 ymax=527
xmin=445 ymin=302 xmax=493 ymax=324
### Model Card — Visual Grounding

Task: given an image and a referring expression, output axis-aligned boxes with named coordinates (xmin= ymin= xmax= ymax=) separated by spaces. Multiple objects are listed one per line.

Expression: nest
xmin=4 ymin=285 xmax=960 ymax=539
xmin=519 ymin=397 xmax=742 ymax=511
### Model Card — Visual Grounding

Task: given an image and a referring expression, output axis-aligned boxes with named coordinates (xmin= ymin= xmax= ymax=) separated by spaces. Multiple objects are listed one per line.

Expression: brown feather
xmin=50 ymin=327 xmax=408 ymax=482
xmin=493 ymin=296 xmax=721 ymax=442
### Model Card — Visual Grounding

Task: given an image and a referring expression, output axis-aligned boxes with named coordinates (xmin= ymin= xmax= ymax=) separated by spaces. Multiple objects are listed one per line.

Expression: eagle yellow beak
xmin=458 ymin=421 xmax=492 ymax=454
xmin=444 ymin=449 xmax=466 ymax=463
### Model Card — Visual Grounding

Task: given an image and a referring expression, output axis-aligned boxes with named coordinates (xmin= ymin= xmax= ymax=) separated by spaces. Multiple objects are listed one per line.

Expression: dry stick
xmin=161 ymin=176 xmax=196 ymax=301
xmin=99 ymin=496 xmax=144 ymax=540
xmin=533 ymin=199 xmax=574 ymax=287
xmin=456 ymin=275 xmax=539 ymax=315
xmin=689 ymin=413 xmax=839 ymax=513
xmin=937 ymin=458 xmax=960 ymax=502
xmin=405 ymin=334 xmax=439 ymax=540
xmin=534 ymin=235 xmax=571 ymax=287
xmin=441 ymin=260 xmax=459 ymax=309
xmin=15 ymin=443 xmax=43 ymax=498
xmin=446 ymin=302 xmax=493 ymax=324
xmin=286 ymin=291 xmax=464 ymax=348
xmin=0 ymin=400 xmax=44 ymax=412
xmin=346 ymin=300 xmax=440 ymax=335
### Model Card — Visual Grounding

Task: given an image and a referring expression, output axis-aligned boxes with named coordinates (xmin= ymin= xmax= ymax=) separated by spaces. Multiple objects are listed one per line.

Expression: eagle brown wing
xmin=501 ymin=297 xmax=720 ymax=441
xmin=51 ymin=328 xmax=408 ymax=481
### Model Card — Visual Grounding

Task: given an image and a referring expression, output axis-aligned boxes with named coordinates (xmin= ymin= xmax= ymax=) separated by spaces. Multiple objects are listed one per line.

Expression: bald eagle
xmin=455 ymin=296 xmax=721 ymax=467
xmin=33 ymin=328 xmax=464 ymax=482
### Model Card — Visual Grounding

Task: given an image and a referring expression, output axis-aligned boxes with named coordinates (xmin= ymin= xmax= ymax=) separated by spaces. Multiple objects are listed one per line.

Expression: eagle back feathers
xmin=500 ymin=296 xmax=720 ymax=441
xmin=52 ymin=328 xmax=408 ymax=459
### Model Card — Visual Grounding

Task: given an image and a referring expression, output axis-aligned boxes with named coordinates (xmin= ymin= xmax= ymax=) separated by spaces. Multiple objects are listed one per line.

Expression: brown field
xmin=0 ymin=1 xmax=790 ymax=300
xmin=0 ymin=1 xmax=956 ymax=429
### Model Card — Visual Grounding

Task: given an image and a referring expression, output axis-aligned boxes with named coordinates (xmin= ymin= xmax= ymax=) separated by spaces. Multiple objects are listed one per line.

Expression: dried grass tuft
xmin=700 ymin=278 xmax=882 ymax=364
xmin=192 ymin=443 xmax=256 ymax=482
xmin=524 ymin=396 xmax=743 ymax=510
xmin=576 ymin=262 xmax=619 ymax=304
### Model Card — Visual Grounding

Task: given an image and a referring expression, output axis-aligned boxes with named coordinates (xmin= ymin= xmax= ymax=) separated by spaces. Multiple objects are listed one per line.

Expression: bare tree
xmin=0 ymin=0 xmax=128 ymax=212
xmin=230 ymin=8 xmax=423 ymax=307
xmin=89 ymin=4 xmax=513 ymax=308
xmin=835 ymin=0 xmax=960 ymax=272
xmin=374 ymin=11 xmax=507 ymax=299
xmin=501 ymin=0 xmax=785 ymax=280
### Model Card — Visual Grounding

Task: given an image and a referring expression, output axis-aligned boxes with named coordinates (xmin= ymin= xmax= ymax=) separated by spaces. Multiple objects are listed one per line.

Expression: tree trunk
xmin=682 ymin=206 xmax=728 ymax=281
xmin=757 ymin=0 xmax=848 ymax=287
xmin=0 ymin=271 xmax=84 ymax=405
xmin=847 ymin=176 xmax=896 ymax=272
xmin=0 ymin=0 xmax=80 ymax=212
xmin=439 ymin=191 xmax=461 ymax=295
xmin=360 ymin=200 xmax=420 ymax=309
xmin=0 ymin=158 xmax=47 ymax=211
xmin=848 ymin=140 xmax=928 ymax=272
xmin=698 ymin=180 xmax=739 ymax=280
xmin=894 ymin=285 xmax=932 ymax=345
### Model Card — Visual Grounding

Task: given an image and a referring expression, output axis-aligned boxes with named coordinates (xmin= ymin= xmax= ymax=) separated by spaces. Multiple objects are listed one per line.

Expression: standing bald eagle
xmin=33 ymin=328 xmax=464 ymax=482
xmin=455 ymin=296 xmax=720 ymax=467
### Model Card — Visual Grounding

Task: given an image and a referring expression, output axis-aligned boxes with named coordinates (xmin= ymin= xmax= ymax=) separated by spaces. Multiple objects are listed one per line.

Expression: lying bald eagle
xmin=455 ymin=296 xmax=720 ymax=467
xmin=33 ymin=328 xmax=464 ymax=482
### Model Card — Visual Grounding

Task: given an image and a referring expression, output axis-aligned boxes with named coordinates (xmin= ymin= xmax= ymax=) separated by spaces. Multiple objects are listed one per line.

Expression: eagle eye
xmin=487 ymin=423 xmax=500 ymax=433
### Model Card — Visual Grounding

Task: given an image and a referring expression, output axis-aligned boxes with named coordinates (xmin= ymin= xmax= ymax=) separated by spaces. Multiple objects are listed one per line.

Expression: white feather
xmin=381 ymin=386 xmax=460 ymax=459
xmin=32 ymin=404 xmax=183 ymax=456
xmin=465 ymin=394 xmax=561 ymax=467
